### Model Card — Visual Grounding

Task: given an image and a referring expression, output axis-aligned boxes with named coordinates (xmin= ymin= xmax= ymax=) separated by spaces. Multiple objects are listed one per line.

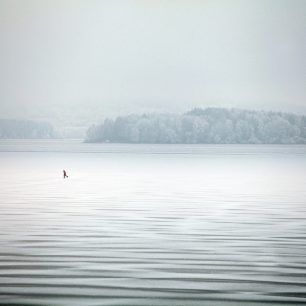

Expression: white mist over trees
xmin=86 ymin=108 xmax=306 ymax=144
xmin=1 ymin=1 xmax=306 ymax=124
xmin=0 ymin=119 xmax=56 ymax=139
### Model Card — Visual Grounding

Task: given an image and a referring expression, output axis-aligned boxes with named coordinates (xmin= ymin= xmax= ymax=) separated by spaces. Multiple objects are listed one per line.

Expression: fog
xmin=0 ymin=0 xmax=305 ymax=133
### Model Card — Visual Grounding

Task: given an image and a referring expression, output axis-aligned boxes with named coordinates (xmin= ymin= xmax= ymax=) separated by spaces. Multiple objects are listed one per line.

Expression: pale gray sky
xmin=0 ymin=0 xmax=305 ymax=129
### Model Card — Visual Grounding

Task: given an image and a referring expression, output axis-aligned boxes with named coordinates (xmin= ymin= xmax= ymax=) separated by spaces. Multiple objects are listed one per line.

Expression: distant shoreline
xmin=85 ymin=108 xmax=306 ymax=144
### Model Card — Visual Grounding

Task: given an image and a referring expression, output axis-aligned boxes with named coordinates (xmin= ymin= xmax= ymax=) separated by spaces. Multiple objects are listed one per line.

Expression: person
xmin=63 ymin=169 xmax=68 ymax=179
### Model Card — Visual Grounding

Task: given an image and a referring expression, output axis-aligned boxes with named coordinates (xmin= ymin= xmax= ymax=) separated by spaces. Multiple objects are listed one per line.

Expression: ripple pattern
xmin=0 ymin=142 xmax=306 ymax=306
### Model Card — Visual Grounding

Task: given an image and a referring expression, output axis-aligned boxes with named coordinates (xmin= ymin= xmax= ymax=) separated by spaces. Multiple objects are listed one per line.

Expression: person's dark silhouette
xmin=63 ymin=170 xmax=68 ymax=179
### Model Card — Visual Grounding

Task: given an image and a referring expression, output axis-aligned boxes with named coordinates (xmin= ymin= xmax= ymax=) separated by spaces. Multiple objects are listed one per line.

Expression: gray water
xmin=0 ymin=140 xmax=306 ymax=306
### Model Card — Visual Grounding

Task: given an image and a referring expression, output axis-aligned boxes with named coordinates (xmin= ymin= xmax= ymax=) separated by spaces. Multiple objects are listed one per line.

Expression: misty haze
xmin=0 ymin=1 xmax=306 ymax=306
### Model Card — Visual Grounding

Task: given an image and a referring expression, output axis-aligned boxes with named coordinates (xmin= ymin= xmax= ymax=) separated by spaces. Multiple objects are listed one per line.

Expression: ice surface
xmin=0 ymin=140 xmax=306 ymax=306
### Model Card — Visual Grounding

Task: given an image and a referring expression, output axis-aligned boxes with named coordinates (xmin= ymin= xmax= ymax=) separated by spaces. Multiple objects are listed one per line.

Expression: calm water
xmin=0 ymin=140 xmax=306 ymax=306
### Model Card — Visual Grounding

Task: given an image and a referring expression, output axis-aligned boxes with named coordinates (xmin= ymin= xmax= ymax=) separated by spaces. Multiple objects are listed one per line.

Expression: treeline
xmin=85 ymin=108 xmax=306 ymax=144
xmin=0 ymin=119 xmax=56 ymax=139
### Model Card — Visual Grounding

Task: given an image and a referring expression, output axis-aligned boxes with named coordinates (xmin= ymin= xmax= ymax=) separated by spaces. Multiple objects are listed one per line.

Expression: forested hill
xmin=85 ymin=108 xmax=306 ymax=144
xmin=0 ymin=119 xmax=56 ymax=139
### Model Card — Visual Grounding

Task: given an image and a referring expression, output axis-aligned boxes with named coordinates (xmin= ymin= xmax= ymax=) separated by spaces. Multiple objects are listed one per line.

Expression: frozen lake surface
xmin=0 ymin=140 xmax=306 ymax=306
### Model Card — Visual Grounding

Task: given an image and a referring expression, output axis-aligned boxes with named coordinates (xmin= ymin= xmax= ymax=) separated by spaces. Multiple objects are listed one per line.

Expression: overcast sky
xmin=0 ymin=0 xmax=305 ymax=128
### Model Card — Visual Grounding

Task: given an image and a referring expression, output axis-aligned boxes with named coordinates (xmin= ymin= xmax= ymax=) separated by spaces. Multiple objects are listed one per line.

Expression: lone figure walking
xmin=63 ymin=169 xmax=68 ymax=179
